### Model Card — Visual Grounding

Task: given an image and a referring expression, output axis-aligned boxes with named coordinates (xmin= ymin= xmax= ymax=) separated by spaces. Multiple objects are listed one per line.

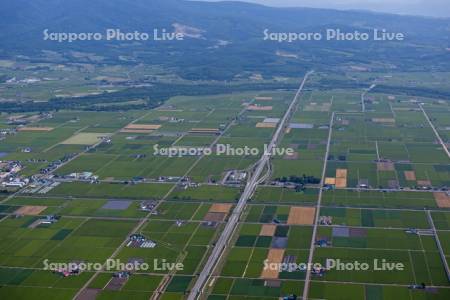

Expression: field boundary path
xmin=302 ymin=112 xmax=335 ymax=300
xmin=427 ymin=210 xmax=450 ymax=282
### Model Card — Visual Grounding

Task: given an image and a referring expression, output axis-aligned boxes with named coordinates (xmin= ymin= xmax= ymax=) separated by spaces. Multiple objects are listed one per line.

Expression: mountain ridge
xmin=0 ymin=0 xmax=449 ymax=80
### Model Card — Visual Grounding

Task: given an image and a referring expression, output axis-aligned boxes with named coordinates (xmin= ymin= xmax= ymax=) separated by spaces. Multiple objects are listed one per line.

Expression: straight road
xmin=420 ymin=104 xmax=450 ymax=159
xmin=427 ymin=210 xmax=450 ymax=282
xmin=187 ymin=71 xmax=313 ymax=300
xmin=302 ymin=112 xmax=335 ymax=300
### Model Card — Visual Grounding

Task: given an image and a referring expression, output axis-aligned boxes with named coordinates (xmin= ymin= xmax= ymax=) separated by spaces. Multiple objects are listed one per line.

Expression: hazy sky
xmin=201 ymin=0 xmax=450 ymax=18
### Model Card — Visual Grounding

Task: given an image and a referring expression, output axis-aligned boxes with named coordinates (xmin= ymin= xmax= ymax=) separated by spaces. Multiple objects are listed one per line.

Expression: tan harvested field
xmin=377 ymin=162 xmax=395 ymax=171
xmin=14 ymin=205 xmax=47 ymax=216
xmin=17 ymin=127 xmax=54 ymax=132
xmin=335 ymin=178 xmax=347 ymax=188
xmin=260 ymin=224 xmax=277 ymax=236
xmin=203 ymin=212 xmax=226 ymax=222
xmin=247 ymin=105 xmax=273 ymax=111
xmin=325 ymin=177 xmax=336 ymax=185
xmin=335 ymin=169 xmax=347 ymax=188
xmin=120 ymin=123 xmax=161 ymax=133
xmin=261 ymin=249 xmax=285 ymax=279
xmin=256 ymin=122 xmax=277 ymax=128
xmin=287 ymin=206 xmax=316 ymax=225
xmin=190 ymin=128 xmax=219 ymax=131
xmin=62 ymin=133 xmax=111 ymax=145
xmin=434 ymin=192 xmax=450 ymax=208
xmin=120 ymin=129 xmax=154 ymax=133
xmin=209 ymin=203 xmax=233 ymax=214
xmin=404 ymin=171 xmax=417 ymax=181
xmin=336 ymin=169 xmax=347 ymax=179
xmin=124 ymin=124 xmax=162 ymax=130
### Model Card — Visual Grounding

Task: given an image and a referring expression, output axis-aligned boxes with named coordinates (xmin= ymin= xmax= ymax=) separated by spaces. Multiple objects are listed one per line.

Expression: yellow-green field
xmin=61 ymin=132 xmax=112 ymax=145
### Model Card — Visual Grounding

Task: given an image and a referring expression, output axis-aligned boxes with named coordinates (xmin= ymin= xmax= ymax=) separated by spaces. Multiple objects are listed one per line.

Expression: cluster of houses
xmin=22 ymin=174 xmax=60 ymax=194
xmin=168 ymin=117 xmax=185 ymax=123
xmin=315 ymin=238 xmax=331 ymax=248
xmin=29 ymin=215 xmax=60 ymax=228
xmin=0 ymin=128 xmax=16 ymax=141
xmin=65 ymin=171 xmax=98 ymax=181
xmin=319 ymin=216 xmax=333 ymax=225
xmin=178 ymin=181 xmax=199 ymax=190
xmin=139 ymin=201 xmax=158 ymax=213
xmin=21 ymin=147 xmax=32 ymax=153
xmin=40 ymin=215 xmax=60 ymax=224
xmin=126 ymin=234 xmax=157 ymax=249
xmin=7 ymin=112 xmax=53 ymax=126
xmin=55 ymin=267 xmax=81 ymax=277
xmin=0 ymin=161 xmax=28 ymax=188
xmin=158 ymin=176 xmax=184 ymax=183
xmin=311 ymin=266 xmax=327 ymax=276
xmin=157 ymin=176 xmax=199 ymax=189
xmin=39 ymin=153 xmax=78 ymax=174
xmin=223 ymin=170 xmax=247 ymax=185
xmin=113 ymin=271 xmax=131 ymax=279
xmin=405 ymin=228 xmax=434 ymax=236
xmin=54 ymin=260 xmax=82 ymax=277
xmin=175 ymin=220 xmax=185 ymax=227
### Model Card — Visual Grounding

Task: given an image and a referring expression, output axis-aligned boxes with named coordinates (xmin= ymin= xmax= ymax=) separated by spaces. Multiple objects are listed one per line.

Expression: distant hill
xmin=0 ymin=0 xmax=449 ymax=80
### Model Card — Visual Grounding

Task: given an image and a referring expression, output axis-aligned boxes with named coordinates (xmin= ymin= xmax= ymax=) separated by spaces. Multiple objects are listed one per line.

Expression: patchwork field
xmin=0 ymin=74 xmax=449 ymax=300
xmin=206 ymin=82 xmax=450 ymax=300
xmin=61 ymin=133 xmax=112 ymax=145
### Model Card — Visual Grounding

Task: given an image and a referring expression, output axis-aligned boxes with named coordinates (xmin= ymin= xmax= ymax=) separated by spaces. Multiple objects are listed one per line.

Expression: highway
xmin=187 ymin=71 xmax=313 ymax=300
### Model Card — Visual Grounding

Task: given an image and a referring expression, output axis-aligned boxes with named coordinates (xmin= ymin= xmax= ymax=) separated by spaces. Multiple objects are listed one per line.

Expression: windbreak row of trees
xmin=0 ymin=82 xmax=298 ymax=113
